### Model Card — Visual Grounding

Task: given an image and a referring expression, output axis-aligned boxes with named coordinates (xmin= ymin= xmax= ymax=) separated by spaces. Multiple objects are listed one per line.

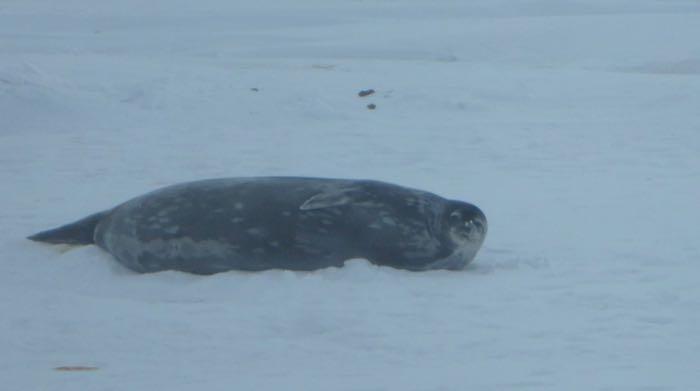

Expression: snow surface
xmin=2 ymin=1 xmax=700 ymax=390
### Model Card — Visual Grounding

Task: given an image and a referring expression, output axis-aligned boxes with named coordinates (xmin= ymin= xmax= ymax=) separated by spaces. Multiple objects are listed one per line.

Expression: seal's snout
xmin=475 ymin=214 xmax=488 ymax=233
xmin=447 ymin=203 xmax=487 ymax=236
xmin=435 ymin=204 xmax=488 ymax=270
xmin=464 ymin=218 xmax=486 ymax=239
xmin=445 ymin=202 xmax=488 ymax=250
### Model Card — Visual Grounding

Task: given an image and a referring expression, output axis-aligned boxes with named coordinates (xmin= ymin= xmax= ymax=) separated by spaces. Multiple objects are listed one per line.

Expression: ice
xmin=1 ymin=0 xmax=699 ymax=390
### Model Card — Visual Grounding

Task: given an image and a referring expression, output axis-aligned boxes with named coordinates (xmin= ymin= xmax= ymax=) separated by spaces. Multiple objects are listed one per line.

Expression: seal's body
xmin=29 ymin=177 xmax=487 ymax=274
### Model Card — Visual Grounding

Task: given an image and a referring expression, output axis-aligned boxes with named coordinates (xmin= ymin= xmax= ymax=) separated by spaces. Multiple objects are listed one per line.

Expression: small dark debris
xmin=54 ymin=366 xmax=99 ymax=372
xmin=358 ymin=89 xmax=375 ymax=97
xmin=250 ymin=88 xmax=259 ymax=92
xmin=367 ymin=103 xmax=377 ymax=110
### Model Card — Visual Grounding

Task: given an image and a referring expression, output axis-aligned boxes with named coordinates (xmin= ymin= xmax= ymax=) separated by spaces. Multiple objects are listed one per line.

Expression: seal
xmin=28 ymin=177 xmax=487 ymax=274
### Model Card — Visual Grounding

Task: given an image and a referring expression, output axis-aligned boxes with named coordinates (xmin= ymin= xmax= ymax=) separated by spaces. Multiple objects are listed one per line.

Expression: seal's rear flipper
xmin=27 ymin=211 xmax=108 ymax=245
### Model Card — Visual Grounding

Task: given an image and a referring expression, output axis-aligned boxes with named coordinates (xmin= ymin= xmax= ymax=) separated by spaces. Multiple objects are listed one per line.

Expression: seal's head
xmin=432 ymin=201 xmax=487 ymax=270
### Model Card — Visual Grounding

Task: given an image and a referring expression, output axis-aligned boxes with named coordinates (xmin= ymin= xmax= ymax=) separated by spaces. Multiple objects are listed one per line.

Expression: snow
xmin=2 ymin=0 xmax=700 ymax=389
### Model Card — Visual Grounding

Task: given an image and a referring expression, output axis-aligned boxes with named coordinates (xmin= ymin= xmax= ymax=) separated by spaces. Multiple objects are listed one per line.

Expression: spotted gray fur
xmin=28 ymin=177 xmax=487 ymax=274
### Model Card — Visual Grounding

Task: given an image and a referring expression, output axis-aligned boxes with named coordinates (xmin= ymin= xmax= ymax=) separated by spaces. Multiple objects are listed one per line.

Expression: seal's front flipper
xmin=28 ymin=211 xmax=108 ymax=245
xmin=299 ymin=187 xmax=369 ymax=211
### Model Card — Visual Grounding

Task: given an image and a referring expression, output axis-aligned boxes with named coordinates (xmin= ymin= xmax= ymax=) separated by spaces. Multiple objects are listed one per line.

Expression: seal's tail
xmin=27 ymin=211 xmax=108 ymax=245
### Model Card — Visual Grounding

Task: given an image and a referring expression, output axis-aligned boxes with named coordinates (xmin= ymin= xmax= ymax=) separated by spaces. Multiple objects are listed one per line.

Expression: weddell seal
xmin=28 ymin=177 xmax=487 ymax=274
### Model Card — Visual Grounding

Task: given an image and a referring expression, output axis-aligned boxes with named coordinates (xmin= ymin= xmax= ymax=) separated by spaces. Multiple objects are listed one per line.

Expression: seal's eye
xmin=449 ymin=211 xmax=462 ymax=224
